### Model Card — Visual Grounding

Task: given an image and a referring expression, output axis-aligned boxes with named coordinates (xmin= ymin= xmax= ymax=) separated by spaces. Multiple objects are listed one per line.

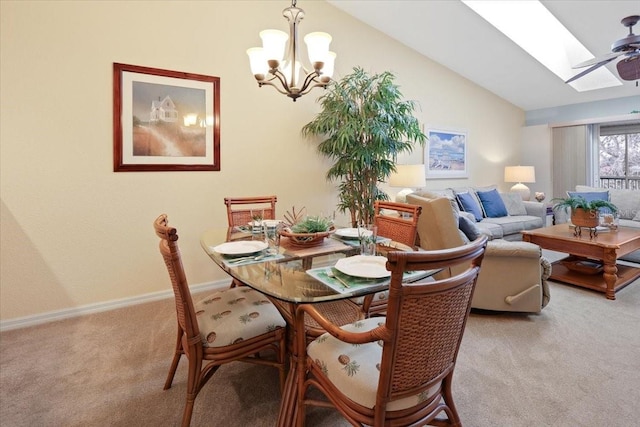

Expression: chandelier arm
xmin=297 ymin=81 xmax=329 ymax=97
xmin=297 ymin=71 xmax=322 ymax=93
xmin=270 ymin=69 xmax=293 ymax=93
xmin=258 ymin=80 xmax=292 ymax=96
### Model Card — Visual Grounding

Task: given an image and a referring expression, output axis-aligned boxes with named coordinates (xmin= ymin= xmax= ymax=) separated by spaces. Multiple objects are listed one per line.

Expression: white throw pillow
xmin=501 ymin=193 xmax=527 ymax=216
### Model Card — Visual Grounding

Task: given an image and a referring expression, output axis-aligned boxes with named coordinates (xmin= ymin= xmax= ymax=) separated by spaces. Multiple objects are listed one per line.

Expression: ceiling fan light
xmin=617 ymin=56 xmax=640 ymax=81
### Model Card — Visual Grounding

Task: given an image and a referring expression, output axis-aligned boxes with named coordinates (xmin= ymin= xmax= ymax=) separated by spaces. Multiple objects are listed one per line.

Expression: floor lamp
xmin=389 ymin=165 xmax=426 ymax=203
xmin=504 ymin=166 xmax=536 ymax=201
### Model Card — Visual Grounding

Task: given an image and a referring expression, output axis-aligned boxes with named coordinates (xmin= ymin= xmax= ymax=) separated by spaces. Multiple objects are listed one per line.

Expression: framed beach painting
xmin=113 ymin=63 xmax=220 ymax=172
xmin=425 ymin=128 xmax=468 ymax=179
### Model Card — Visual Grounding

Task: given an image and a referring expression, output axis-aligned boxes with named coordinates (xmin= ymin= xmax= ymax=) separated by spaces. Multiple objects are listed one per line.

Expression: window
xmin=598 ymin=124 xmax=640 ymax=190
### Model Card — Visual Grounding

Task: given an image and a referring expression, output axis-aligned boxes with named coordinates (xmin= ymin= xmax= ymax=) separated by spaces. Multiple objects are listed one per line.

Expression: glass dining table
xmin=200 ymin=226 xmax=437 ymax=426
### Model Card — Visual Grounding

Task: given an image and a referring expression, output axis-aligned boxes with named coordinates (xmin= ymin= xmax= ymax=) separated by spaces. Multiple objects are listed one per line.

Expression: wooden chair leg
xmin=164 ymin=326 xmax=183 ymax=390
xmin=181 ymin=398 xmax=195 ymax=427
xmin=278 ymin=335 xmax=287 ymax=392
xmin=181 ymin=356 xmax=202 ymax=427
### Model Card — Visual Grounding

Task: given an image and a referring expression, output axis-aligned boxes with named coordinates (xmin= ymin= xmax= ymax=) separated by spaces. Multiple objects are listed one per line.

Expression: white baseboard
xmin=0 ymin=279 xmax=230 ymax=332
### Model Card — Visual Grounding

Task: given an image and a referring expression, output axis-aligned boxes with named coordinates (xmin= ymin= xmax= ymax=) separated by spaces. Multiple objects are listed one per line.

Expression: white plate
xmin=213 ymin=240 xmax=268 ymax=256
xmin=334 ymin=255 xmax=390 ymax=278
xmin=335 ymin=228 xmax=372 ymax=239
xmin=262 ymin=219 xmax=283 ymax=227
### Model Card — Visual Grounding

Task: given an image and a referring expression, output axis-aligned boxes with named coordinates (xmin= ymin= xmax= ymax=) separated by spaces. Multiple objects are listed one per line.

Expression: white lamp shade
xmin=505 ymin=166 xmax=535 ymax=201
xmin=504 ymin=166 xmax=535 ymax=183
xmin=389 ymin=165 xmax=426 ymax=188
xmin=246 ymin=47 xmax=268 ymax=75
xmin=304 ymin=32 xmax=332 ymax=64
xmin=322 ymin=51 xmax=336 ymax=78
xmin=260 ymin=29 xmax=288 ymax=61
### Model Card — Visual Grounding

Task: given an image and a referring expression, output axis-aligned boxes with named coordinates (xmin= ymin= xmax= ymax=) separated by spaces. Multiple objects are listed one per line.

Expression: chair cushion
xmin=194 ymin=287 xmax=285 ymax=348
xmin=307 ymin=317 xmax=439 ymax=411
xmin=351 ymin=290 xmax=389 ymax=305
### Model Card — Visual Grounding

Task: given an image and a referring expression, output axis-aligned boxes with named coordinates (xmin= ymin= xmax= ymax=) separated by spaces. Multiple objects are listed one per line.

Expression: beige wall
xmin=0 ymin=1 xmax=524 ymax=323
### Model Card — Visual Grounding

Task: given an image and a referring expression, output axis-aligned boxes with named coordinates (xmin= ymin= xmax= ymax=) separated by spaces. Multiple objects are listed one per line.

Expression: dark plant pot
xmin=571 ymin=208 xmax=599 ymax=228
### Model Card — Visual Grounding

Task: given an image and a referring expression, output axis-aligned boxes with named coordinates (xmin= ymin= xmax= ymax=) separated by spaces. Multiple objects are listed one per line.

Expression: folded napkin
xmin=306 ymin=266 xmax=430 ymax=294
xmin=331 ymin=235 xmax=391 ymax=247
xmin=222 ymin=252 xmax=285 ymax=267
xmin=306 ymin=267 xmax=386 ymax=293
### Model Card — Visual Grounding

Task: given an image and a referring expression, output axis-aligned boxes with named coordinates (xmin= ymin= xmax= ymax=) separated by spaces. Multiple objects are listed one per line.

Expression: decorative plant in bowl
xmin=280 ymin=206 xmax=335 ymax=247
xmin=551 ymin=196 xmax=618 ymax=229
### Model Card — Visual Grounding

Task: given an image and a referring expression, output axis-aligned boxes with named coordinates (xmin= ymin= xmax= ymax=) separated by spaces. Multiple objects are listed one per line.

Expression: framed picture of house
xmin=113 ymin=63 xmax=220 ymax=172
xmin=424 ymin=128 xmax=468 ymax=178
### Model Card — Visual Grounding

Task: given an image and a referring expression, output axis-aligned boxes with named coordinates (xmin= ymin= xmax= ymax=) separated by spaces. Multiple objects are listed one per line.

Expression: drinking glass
xmin=264 ymin=220 xmax=282 ymax=253
xmin=358 ymin=224 xmax=378 ymax=256
xmin=250 ymin=209 xmax=264 ymax=235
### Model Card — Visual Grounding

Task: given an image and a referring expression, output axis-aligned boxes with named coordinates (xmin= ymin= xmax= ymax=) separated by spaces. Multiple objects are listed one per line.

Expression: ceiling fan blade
xmin=565 ymin=57 xmax=618 ymax=83
xmin=573 ymin=51 xmax=626 ymax=68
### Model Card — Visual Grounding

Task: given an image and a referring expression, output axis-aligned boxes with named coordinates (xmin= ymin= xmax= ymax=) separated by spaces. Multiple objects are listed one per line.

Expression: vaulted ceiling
xmin=328 ymin=0 xmax=639 ymax=111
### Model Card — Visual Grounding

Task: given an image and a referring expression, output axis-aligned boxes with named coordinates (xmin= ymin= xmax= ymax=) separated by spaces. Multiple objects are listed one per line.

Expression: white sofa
xmin=413 ymin=186 xmax=545 ymax=241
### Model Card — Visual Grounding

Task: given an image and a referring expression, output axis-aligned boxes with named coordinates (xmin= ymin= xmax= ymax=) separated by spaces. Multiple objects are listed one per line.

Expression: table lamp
xmin=389 ymin=164 xmax=426 ymax=203
xmin=504 ymin=165 xmax=536 ymax=201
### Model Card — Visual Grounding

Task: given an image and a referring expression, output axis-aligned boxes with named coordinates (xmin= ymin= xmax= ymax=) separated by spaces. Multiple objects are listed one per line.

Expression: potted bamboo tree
xmin=302 ymin=67 xmax=426 ymax=227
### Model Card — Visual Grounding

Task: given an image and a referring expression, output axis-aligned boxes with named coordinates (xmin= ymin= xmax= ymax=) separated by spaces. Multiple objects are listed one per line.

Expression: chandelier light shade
xmin=389 ymin=164 xmax=426 ymax=203
xmin=246 ymin=0 xmax=336 ymax=101
xmin=504 ymin=165 xmax=536 ymax=201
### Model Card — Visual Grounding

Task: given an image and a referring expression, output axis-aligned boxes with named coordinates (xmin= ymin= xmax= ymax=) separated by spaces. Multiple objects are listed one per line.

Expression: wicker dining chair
xmin=374 ymin=200 xmax=422 ymax=248
xmin=358 ymin=200 xmax=423 ymax=316
xmin=224 ymin=195 xmax=277 ymax=227
xmin=224 ymin=195 xmax=277 ymax=288
xmin=294 ymin=236 xmax=488 ymax=427
xmin=153 ymin=214 xmax=287 ymax=427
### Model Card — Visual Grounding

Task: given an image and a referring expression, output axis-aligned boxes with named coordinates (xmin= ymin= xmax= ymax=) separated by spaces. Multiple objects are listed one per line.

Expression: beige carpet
xmin=2 ymin=257 xmax=640 ymax=426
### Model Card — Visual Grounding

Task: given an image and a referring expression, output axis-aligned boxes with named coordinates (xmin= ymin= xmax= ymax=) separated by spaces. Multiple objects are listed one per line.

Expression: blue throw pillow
xmin=477 ymin=188 xmax=508 ymax=218
xmin=459 ymin=215 xmax=481 ymax=241
xmin=567 ymin=191 xmax=611 ymax=214
xmin=456 ymin=192 xmax=483 ymax=222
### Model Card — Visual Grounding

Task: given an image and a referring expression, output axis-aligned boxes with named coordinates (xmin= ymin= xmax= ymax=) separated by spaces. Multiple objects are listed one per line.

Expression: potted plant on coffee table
xmin=552 ymin=196 xmax=618 ymax=229
xmin=302 ymin=67 xmax=426 ymax=227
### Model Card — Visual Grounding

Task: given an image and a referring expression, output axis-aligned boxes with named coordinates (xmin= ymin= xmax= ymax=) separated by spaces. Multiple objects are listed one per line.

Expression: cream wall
xmin=0 ymin=1 xmax=524 ymax=324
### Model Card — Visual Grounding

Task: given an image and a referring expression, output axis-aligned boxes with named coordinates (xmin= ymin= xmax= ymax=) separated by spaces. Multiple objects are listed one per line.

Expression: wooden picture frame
xmin=113 ymin=63 xmax=220 ymax=172
xmin=425 ymin=128 xmax=468 ymax=179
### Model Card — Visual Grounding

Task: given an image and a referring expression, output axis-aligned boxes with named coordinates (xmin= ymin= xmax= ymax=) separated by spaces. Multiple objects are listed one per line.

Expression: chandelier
xmin=246 ymin=0 xmax=336 ymax=102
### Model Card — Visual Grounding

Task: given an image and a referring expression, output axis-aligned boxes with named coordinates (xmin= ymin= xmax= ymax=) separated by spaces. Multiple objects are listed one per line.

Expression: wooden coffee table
xmin=522 ymin=224 xmax=640 ymax=300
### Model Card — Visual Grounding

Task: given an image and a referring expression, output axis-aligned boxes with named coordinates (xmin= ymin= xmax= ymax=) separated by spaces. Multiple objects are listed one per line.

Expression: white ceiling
xmin=327 ymin=0 xmax=639 ymax=111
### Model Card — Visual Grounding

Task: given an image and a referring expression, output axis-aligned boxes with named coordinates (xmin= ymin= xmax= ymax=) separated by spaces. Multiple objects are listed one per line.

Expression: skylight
xmin=461 ymin=0 xmax=622 ymax=92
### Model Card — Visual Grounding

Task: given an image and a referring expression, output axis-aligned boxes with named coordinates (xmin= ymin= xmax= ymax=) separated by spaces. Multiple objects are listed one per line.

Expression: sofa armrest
xmin=523 ymin=201 xmax=545 ymax=223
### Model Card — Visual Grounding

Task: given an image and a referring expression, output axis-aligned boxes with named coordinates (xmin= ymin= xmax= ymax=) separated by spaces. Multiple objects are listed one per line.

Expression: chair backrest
xmin=224 ymin=196 xmax=277 ymax=227
xmin=374 ymin=200 xmax=422 ymax=248
xmin=376 ymin=236 xmax=487 ymax=408
xmin=153 ymin=214 xmax=201 ymax=344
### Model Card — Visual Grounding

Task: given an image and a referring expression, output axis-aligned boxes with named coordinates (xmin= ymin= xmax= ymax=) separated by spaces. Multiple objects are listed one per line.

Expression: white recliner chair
xmin=407 ymin=194 xmax=551 ymax=313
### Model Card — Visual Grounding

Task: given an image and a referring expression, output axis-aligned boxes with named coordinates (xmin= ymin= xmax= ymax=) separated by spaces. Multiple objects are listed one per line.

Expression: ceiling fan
xmin=566 ymin=15 xmax=640 ymax=84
